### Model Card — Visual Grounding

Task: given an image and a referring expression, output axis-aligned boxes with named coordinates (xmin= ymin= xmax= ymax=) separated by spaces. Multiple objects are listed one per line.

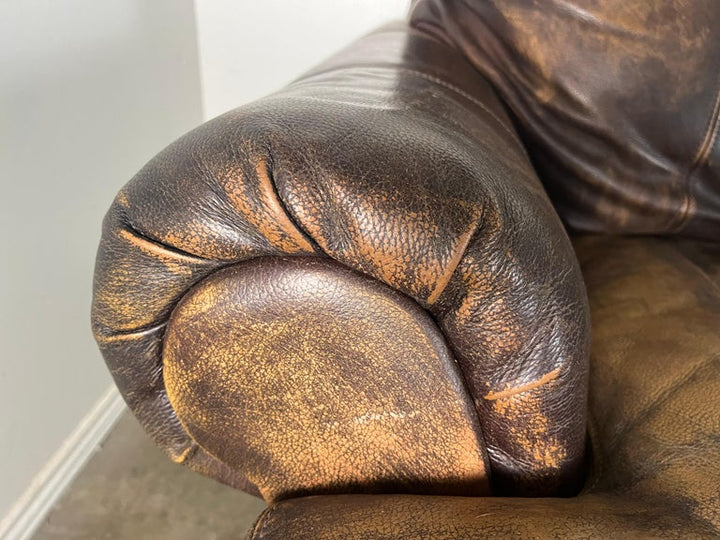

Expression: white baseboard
xmin=0 ymin=386 xmax=126 ymax=540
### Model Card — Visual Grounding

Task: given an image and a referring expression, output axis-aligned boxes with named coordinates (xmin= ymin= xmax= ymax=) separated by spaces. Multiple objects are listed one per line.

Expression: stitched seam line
xmin=675 ymin=79 xmax=720 ymax=231
xmin=288 ymin=64 xmax=525 ymax=150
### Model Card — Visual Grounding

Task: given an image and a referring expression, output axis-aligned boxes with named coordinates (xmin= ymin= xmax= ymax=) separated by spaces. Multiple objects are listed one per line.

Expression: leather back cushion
xmin=411 ymin=0 xmax=720 ymax=239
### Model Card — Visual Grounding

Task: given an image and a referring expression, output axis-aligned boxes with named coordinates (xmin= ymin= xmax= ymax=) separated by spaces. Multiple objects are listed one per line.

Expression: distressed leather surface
xmin=91 ymin=23 xmax=590 ymax=498
xmin=164 ymin=256 xmax=491 ymax=501
xmin=411 ymin=0 xmax=720 ymax=238
xmin=248 ymin=237 xmax=720 ymax=539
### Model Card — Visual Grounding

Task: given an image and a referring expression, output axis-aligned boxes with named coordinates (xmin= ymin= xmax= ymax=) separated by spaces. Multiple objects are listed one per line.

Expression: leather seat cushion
xmin=247 ymin=236 xmax=720 ymax=539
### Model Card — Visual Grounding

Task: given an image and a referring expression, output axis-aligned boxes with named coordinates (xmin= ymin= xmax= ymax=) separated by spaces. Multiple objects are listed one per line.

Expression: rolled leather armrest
xmin=91 ymin=22 xmax=590 ymax=500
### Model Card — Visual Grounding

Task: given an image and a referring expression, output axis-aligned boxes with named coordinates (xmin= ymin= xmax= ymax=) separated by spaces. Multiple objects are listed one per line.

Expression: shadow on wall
xmin=0 ymin=0 xmax=202 ymax=531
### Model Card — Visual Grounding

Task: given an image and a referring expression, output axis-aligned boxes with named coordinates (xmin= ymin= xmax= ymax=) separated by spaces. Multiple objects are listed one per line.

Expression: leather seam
xmin=396 ymin=67 xmax=526 ymax=148
xmin=247 ymin=505 xmax=277 ymax=540
xmin=674 ymin=78 xmax=720 ymax=232
xmin=678 ymin=253 xmax=720 ymax=299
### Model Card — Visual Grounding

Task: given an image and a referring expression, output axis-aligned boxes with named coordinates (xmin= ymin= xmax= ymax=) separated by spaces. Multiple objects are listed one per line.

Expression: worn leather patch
xmin=164 ymin=257 xmax=490 ymax=502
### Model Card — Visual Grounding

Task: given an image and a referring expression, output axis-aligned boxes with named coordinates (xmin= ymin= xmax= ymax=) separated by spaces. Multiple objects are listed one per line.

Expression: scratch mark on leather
xmin=353 ymin=410 xmax=419 ymax=425
xmin=484 ymin=367 xmax=561 ymax=401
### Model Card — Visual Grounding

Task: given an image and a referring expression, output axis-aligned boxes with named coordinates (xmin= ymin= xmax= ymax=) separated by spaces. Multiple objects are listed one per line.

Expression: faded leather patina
xmin=411 ymin=0 xmax=720 ymax=239
xmin=164 ymin=257 xmax=491 ymax=501
xmin=92 ymin=23 xmax=589 ymax=500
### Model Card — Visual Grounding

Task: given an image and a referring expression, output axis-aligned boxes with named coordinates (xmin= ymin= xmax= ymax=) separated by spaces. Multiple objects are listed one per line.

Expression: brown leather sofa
xmin=92 ymin=1 xmax=720 ymax=537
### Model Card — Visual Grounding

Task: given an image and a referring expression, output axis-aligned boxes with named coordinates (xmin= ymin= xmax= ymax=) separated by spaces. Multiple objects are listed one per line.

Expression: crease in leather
xmin=94 ymin=321 xmax=168 ymax=345
xmin=247 ymin=236 xmax=720 ymax=537
xmin=263 ymin=151 xmax=322 ymax=254
xmin=410 ymin=0 xmax=720 ymax=238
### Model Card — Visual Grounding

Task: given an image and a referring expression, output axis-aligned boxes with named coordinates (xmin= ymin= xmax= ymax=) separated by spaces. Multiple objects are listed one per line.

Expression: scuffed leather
xmin=91 ymin=24 xmax=590 ymax=497
xmin=410 ymin=0 xmax=720 ymax=238
xmin=248 ymin=237 xmax=720 ymax=538
xmin=164 ymin=256 xmax=491 ymax=502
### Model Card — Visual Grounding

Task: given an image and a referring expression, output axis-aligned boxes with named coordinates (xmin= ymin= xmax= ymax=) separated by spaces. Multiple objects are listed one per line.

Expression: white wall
xmin=0 ymin=0 xmax=202 ymax=529
xmin=1 ymin=0 xmax=410 ymax=534
xmin=194 ymin=0 xmax=410 ymax=120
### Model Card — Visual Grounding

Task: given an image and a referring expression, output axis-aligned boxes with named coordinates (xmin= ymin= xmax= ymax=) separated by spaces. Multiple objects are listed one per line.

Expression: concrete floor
xmin=33 ymin=411 xmax=266 ymax=540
